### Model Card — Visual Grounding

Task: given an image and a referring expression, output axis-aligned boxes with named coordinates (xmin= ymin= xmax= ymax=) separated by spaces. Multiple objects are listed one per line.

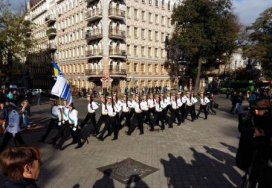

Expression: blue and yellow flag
xmin=52 ymin=60 xmax=63 ymax=76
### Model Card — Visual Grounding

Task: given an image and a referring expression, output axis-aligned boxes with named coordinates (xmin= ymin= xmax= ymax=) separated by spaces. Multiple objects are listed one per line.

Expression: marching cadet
xmin=191 ymin=92 xmax=198 ymax=120
xmin=113 ymin=93 xmax=122 ymax=129
xmin=148 ymin=93 xmax=156 ymax=119
xmin=160 ymin=94 xmax=169 ymax=126
xmin=185 ymin=92 xmax=197 ymax=122
xmin=151 ymin=95 xmax=166 ymax=131
xmin=106 ymin=96 xmax=121 ymax=140
xmin=97 ymin=95 xmax=111 ymax=141
xmin=55 ymin=103 xmax=82 ymax=150
xmin=196 ymin=92 xmax=210 ymax=120
xmin=119 ymin=95 xmax=133 ymax=130
xmin=180 ymin=91 xmax=187 ymax=123
xmin=129 ymin=93 xmax=136 ymax=120
xmin=0 ymin=102 xmax=25 ymax=153
xmin=126 ymin=94 xmax=144 ymax=135
xmin=80 ymin=94 xmax=99 ymax=135
xmin=141 ymin=94 xmax=153 ymax=127
xmin=40 ymin=98 xmax=61 ymax=143
xmin=169 ymin=94 xmax=182 ymax=127
xmin=165 ymin=89 xmax=172 ymax=114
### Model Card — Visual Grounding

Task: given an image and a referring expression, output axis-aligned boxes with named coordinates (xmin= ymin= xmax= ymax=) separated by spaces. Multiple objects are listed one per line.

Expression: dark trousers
xmin=41 ymin=118 xmax=59 ymax=142
xmin=142 ymin=110 xmax=153 ymax=126
xmin=97 ymin=115 xmax=108 ymax=130
xmin=171 ymin=108 xmax=181 ymax=126
xmin=180 ymin=104 xmax=186 ymax=122
xmin=119 ymin=111 xmax=131 ymax=128
xmin=152 ymin=111 xmax=165 ymax=130
xmin=51 ymin=121 xmax=68 ymax=144
xmin=129 ymin=108 xmax=135 ymax=120
xmin=81 ymin=112 xmax=98 ymax=134
xmin=56 ymin=124 xmax=81 ymax=148
xmin=196 ymin=105 xmax=208 ymax=119
xmin=128 ymin=112 xmax=144 ymax=134
xmin=209 ymin=101 xmax=216 ymax=114
xmin=98 ymin=116 xmax=111 ymax=139
xmin=230 ymin=102 xmax=236 ymax=113
xmin=149 ymin=107 xmax=155 ymax=118
xmin=108 ymin=116 xmax=118 ymax=139
xmin=185 ymin=106 xmax=195 ymax=121
xmin=0 ymin=132 xmax=25 ymax=153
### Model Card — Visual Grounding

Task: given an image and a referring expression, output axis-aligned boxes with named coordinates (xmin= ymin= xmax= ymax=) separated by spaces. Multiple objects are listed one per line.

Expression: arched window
xmin=109 ymin=61 xmax=113 ymax=71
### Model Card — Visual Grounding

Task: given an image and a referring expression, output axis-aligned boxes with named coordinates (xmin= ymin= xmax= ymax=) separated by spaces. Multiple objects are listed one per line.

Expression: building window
xmin=141 ymin=29 xmax=145 ymax=39
xmin=148 ymin=47 xmax=152 ymax=57
xmin=142 ymin=0 xmax=145 ymax=3
xmin=149 ymin=0 xmax=152 ymax=5
xmin=162 ymin=16 xmax=165 ymax=26
xmin=155 ymin=64 xmax=158 ymax=72
xmin=161 ymin=32 xmax=165 ymax=42
xmin=168 ymin=18 xmax=171 ymax=27
xmin=161 ymin=49 xmax=164 ymax=58
xmin=134 ymin=45 xmax=138 ymax=56
xmin=161 ymin=65 xmax=164 ymax=73
xmin=127 ymin=26 xmax=131 ymax=37
xmin=141 ymin=46 xmax=145 ymax=57
xmin=127 ymin=63 xmax=130 ymax=71
xmin=127 ymin=7 xmax=131 ymax=18
xmin=149 ymin=30 xmax=152 ymax=40
xmin=155 ymin=48 xmax=158 ymax=58
xmin=141 ymin=11 xmax=145 ymax=21
xmin=134 ymin=63 xmax=137 ymax=71
xmin=162 ymin=0 xmax=164 ymax=8
xmin=127 ymin=45 xmax=130 ymax=55
xmin=155 ymin=31 xmax=159 ymax=41
xmin=168 ymin=1 xmax=171 ymax=10
xmin=134 ymin=9 xmax=138 ymax=20
xmin=134 ymin=27 xmax=138 ymax=38
xmin=155 ymin=0 xmax=158 ymax=7
xmin=155 ymin=14 xmax=159 ymax=24
xmin=148 ymin=64 xmax=152 ymax=72
xmin=149 ymin=13 xmax=152 ymax=23
xmin=141 ymin=64 xmax=145 ymax=72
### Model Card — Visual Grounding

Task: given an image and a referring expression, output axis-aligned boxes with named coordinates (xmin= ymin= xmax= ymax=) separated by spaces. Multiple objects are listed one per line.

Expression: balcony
xmin=109 ymin=30 xmax=126 ymax=40
xmin=86 ymin=49 xmax=103 ymax=59
xmin=45 ymin=14 xmax=56 ymax=24
xmin=109 ymin=8 xmax=125 ymax=20
xmin=46 ymin=28 xmax=57 ymax=37
xmin=85 ymin=69 xmax=103 ymax=76
xmin=109 ymin=50 xmax=126 ymax=59
xmin=109 ymin=69 xmax=127 ymax=75
xmin=85 ymin=29 xmax=103 ymax=41
xmin=85 ymin=8 xmax=102 ymax=22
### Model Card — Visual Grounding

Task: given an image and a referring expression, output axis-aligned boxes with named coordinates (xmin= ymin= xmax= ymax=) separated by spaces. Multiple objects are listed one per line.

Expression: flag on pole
xmin=51 ymin=61 xmax=72 ymax=105
xmin=52 ymin=60 xmax=63 ymax=77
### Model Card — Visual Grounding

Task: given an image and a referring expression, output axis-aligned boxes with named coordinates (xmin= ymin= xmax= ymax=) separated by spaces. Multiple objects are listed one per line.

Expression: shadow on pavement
xmin=72 ymin=183 xmax=80 ymax=188
xmin=125 ymin=174 xmax=150 ymax=188
xmin=93 ymin=169 xmax=114 ymax=188
xmin=161 ymin=146 xmax=242 ymax=188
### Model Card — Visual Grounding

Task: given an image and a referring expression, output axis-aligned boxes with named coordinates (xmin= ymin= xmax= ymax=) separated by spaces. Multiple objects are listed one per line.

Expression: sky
xmin=6 ymin=0 xmax=272 ymax=26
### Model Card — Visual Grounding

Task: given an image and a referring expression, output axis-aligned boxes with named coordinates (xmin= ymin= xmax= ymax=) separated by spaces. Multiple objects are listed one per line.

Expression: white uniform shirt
xmin=87 ymin=101 xmax=99 ymax=113
xmin=200 ymin=97 xmax=210 ymax=105
xmin=177 ymin=98 xmax=183 ymax=107
xmin=130 ymin=99 xmax=136 ymax=108
xmin=59 ymin=106 xmax=69 ymax=121
xmin=181 ymin=96 xmax=187 ymax=104
xmin=155 ymin=100 xmax=166 ymax=112
xmin=6 ymin=109 xmax=20 ymax=134
xmin=148 ymin=99 xmax=156 ymax=108
xmin=107 ymin=103 xmax=121 ymax=116
xmin=192 ymin=97 xmax=198 ymax=105
xmin=141 ymin=100 xmax=149 ymax=111
xmin=101 ymin=103 xmax=108 ymax=115
xmin=134 ymin=101 xmax=142 ymax=113
xmin=185 ymin=97 xmax=195 ymax=106
xmin=51 ymin=105 xmax=61 ymax=122
xmin=68 ymin=109 xmax=78 ymax=126
xmin=120 ymin=100 xmax=132 ymax=112
xmin=165 ymin=96 xmax=171 ymax=105
xmin=171 ymin=99 xmax=182 ymax=109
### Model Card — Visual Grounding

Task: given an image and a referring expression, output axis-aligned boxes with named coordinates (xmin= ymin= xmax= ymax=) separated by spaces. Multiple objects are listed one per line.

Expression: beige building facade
xmin=26 ymin=0 xmax=178 ymax=92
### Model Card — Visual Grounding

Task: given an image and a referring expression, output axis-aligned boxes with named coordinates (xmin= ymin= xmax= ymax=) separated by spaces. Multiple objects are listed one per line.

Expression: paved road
xmin=0 ymin=94 xmax=244 ymax=188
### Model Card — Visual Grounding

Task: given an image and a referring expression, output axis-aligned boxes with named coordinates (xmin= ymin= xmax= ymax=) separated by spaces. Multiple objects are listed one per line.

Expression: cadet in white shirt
xmin=179 ymin=91 xmax=187 ymax=122
xmin=80 ymin=94 xmax=99 ymax=135
xmin=185 ymin=92 xmax=197 ymax=122
xmin=151 ymin=95 xmax=166 ymax=131
xmin=191 ymin=92 xmax=198 ymax=120
xmin=56 ymin=103 xmax=82 ymax=150
xmin=119 ymin=95 xmax=132 ymax=129
xmin=196 ymin=92 xmax=210 ymax=120
xmin=141 ymin=94 xmax=153 ymax=127
xmin=129 ymin=93 xmax=136 ymax=120
xmin=126 ymin=94 xmax=144 ymax=135
xmin=40 ymin=98 xmax=61 ymax=143
xmin=148 ymin=93 xmax=156 ymax=118
xmin=0 ymin=102 xmax=25 ymax=153
xmin=97 ymin=95 xmax=110 ymax=141
xmin=160 ymin=94 xmax=169 ymax=126
xmin=170 ymin=94 xmax=182 ymax=127
xmin=165 ymin=90 xmax=172 ymax=114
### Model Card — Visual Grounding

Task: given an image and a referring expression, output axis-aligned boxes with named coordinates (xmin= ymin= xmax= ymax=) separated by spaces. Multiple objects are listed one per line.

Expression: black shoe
xmin=150 ymin=129 xmax=154 ymax=131
xmin=177 ymin=123 xmax=181 ymax=126
xmin=54 ymin=145 xmax=62 ymax=150
xmin=75 ymin=145 xmax=82 ymax=149
xmin=139 ymin=132 xmax=144 ymax=135
xmin=168 ymin=126 xmax=173 ymax=128
xmin=105 ymin=132 xmax=112 ymax=137
xmin=49 ymin=141 xmax=56 ymax=145
xmin=112 ymin=137 xmax=117 ymax=141
xmin=161 ymin=127 xmax=165 ymax=130
xmin=39 ymin=138 xmax=45 ymax=143
xmin=97 ymin=137 xmax=104 ymax=141
xmin=125 ymin=131 xmax=131 ymax=136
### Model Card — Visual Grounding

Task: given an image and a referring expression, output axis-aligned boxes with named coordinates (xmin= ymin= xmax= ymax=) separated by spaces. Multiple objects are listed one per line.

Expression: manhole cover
xmin=97 ymin=158 xmax=159 ymax=184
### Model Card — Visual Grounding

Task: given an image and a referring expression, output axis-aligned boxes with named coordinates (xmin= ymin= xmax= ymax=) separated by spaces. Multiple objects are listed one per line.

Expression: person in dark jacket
xmin=0 ymin=145 xmax=41 ymax=188
xmin=230 ymin=91 xmax=238 ymax=113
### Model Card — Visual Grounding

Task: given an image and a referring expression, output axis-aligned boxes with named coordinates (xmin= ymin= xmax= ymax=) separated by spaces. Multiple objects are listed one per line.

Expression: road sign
xmin=102 ymin=75 xmax=107 ymax=81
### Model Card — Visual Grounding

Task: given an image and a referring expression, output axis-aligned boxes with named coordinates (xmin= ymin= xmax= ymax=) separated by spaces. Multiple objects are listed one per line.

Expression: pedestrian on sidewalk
xmin=20 ymin=100 xmax=31 ymax=129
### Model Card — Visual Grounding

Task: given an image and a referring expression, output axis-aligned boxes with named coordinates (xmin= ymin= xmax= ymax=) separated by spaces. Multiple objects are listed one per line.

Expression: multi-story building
xmin=26 ymin=0 xmax=178 ymax=92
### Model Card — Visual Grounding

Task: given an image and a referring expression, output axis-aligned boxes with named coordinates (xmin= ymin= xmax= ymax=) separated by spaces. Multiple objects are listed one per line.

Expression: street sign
xmin=102 ymin=75 xmax=107 ymax=81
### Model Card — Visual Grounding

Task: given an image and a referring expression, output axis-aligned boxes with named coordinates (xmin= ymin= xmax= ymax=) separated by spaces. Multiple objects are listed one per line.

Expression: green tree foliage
xmin=0 ymin=0 xmax=33 ymax=85
xmin=243 ymin=7 xmax=272 ymax=79
xmin=170 ymin=0 xmax=240 ymax=90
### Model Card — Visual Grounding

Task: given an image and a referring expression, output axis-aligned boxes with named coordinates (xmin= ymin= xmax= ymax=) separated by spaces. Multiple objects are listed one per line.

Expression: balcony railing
xmin=109 ymin=69 xmax=127 ymax=75
xmin=109 ymin=8 xmax=125 ymax=19
xmin=85 ymin=69 xmax=103 ymax=75
xmin=46 ymin=28 xmax=57 ymax=36
xmin=45 ymin=14 xmax=56 ymax=23
xmin=109 ymin=49 xmax=126 ymax=57
xmin=109 ymin=29 xmax=126 ymax=39
xmin=85 ymin=29 xmax=103 ymax=41
xmin=86 ymin=49 xmax=103 ymax=57
xmin=85 ymin=8 xmax=102 ymax=21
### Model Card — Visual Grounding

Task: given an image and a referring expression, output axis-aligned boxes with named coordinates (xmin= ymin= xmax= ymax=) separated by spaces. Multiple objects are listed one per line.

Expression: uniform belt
xmin=102 ymin=113 xmax=108 ymax=115
xmin=109 ymin=115 xmax=116 ymax=117
xmin=123 ymin=111 xmax=129 ymax=113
